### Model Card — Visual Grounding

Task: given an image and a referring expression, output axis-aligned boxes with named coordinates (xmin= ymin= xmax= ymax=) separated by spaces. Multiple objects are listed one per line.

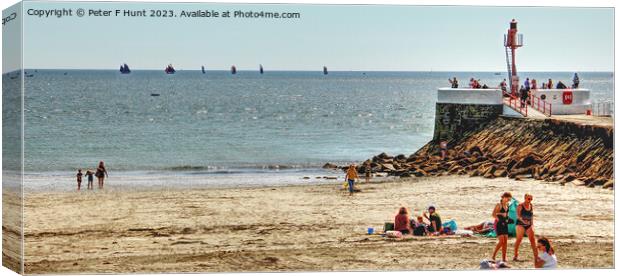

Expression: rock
xmin=322 ymin=163 xmax=339 ymax=169
xmin=303 ymin=176 xmax=310 ymax=179
xmin=400 ymin=172 xmax=412 ymax=178
xmin=591 ymin=178 xmax=607 ymax=186
xmin=603 ymin=180 xmax=613 ymax=189
xmin=381 ymin=163 xmax=396 ymax=171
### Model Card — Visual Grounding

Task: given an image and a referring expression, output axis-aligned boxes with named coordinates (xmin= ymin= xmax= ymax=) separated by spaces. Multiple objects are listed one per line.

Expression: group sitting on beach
xmin=76 ymin=161 xmax=108 ymax=190
xmin=384 ymin=191 xmax=556 ymax=269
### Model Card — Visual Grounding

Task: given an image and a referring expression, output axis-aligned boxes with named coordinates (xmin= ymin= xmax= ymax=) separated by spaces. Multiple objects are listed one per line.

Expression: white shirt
xmin=539 ymin=252 xmax=557 ymax=268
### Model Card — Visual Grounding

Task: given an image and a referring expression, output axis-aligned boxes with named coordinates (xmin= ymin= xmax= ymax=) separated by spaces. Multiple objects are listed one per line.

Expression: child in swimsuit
xmin=76 ymin=169 xmax=83 ymax=190
xmin=85 ymin=170 xmax=94 ymax=190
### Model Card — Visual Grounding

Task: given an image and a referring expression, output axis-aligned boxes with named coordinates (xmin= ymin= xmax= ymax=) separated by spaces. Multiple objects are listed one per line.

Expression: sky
xmin=3 ymin=1 xmax=615 ymax=72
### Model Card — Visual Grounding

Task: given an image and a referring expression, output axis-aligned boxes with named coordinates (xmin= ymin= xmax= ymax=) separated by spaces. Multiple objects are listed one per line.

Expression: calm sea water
xmin=13 ymin=70 xmax=613 ymax=190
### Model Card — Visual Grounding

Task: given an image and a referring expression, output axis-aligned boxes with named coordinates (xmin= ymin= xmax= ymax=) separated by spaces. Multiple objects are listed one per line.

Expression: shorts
xmin=496 ymin=223 xmax=509 ymax=235
xmin=347 ymin=179 xmax=355 ymax=193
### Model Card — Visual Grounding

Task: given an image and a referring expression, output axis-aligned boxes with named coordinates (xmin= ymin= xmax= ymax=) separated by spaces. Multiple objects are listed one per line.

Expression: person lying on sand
xmin=465 ymin=220 xmax=495 ymax=235
xmin=480 ymin=259 xmax=511 ymax=269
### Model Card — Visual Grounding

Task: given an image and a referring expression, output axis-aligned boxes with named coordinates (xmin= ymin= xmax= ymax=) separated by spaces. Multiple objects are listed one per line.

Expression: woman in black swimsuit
xmin=95 ymin=161 xmax=108 ymax=189
xmin=492 ymin=192 xmax=512 ymax=262
xmin=514 ymin=193 xmax=536 ymax=262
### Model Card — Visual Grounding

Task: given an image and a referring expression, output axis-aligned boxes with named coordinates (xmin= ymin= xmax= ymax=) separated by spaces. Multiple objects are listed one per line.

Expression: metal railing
xmin=592 ymin=101 xmax=613 ymax=116
xmin=504 ymin=93 xmax=528 ymax=117
xmin=529 ymin=94 xmax=552 ymax=117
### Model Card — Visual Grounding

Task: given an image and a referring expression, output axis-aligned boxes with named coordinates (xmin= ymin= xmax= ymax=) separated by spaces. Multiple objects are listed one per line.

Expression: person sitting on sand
xmin=514 ymin=193 xmax=536 ymax=262
xmin=394 ymin=207 xmax=413 ymax=235
xmin=535 ymin=237 xmax=557 ymax=269
xmin=465 ymin=220 xmax=495 ymax=235
xmin=76 ymin=169 xmax=83 ymax=191
xmin=492 ymin=192 xmax=512 ymax=262
xmin=411 ymin=216 xmax=428 ymax=236
xmin=344 ymin=164 xmax=358 ymax=196
xmin=85 ymin=170 xmax=94 ymax=190
xmin=424 ymin=205 xmax=442 ymax=234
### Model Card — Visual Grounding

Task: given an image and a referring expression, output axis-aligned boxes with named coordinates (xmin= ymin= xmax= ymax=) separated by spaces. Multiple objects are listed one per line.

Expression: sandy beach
xmin=20 ymin=176 xmax=613 ymax=273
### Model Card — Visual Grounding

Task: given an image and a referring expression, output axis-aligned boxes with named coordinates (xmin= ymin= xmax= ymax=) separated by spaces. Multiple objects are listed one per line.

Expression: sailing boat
xmin=120 ymin=63 xmax=131 ymax=74
xmin=231 ymin=65 xmax=237 ymax=75
xmin=201 ymin=65 xmax=206 ymax=74
xmin=323 ymin=66 xmax=328 ymax=75
xmin=259 ymin=64 xmax=264 ymax=74
xmin=165 ymin=64 xmax=176 ymax=74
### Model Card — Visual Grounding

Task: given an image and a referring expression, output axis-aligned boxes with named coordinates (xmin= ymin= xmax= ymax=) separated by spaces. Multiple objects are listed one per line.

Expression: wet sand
xmin=21 ymin=176 xmax=613 ymax=273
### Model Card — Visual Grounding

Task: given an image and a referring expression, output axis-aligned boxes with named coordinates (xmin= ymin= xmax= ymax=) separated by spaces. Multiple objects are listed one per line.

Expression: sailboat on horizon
xmin=165 ymin=64 xmax=176 ymax=74
xmin=323 ymin=66 xmax=328 ymax=75
xmin=231 ymin=65 xmax=237 ymax=75
xmin=201 ymin=65 xmax=206 ymax=74
xmin=259 ymin=64 xmax=264 ymax=74
xmin=120 ymin=63 xmax=131 ymax=74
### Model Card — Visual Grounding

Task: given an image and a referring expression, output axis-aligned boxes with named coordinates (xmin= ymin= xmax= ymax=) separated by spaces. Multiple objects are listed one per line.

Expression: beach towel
xmin=507 ymin=198 xmax=519 ymax=236
xmin=385 ymin=231 xmax=403 ymax=238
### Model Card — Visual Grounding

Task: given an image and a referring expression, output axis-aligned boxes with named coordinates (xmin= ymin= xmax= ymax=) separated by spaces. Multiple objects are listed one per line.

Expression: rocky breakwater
xmin=324 ymin=117 xmax=613 ymax=189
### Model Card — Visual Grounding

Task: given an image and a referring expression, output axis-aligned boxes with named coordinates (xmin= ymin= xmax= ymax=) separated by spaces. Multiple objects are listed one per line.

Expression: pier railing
xmin=504 ymin=94 xmax=528 ymax=117
xmin=529 ymin=94 xmax=552 ymax=117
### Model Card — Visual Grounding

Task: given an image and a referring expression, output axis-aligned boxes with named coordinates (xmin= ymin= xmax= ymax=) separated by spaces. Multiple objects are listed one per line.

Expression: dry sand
xmin=19 ymin=176 xmax=613 ymax=273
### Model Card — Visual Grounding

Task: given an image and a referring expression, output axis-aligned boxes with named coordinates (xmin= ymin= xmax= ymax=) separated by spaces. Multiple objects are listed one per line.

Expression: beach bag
xmin=385 ymin=231 xmax=403 ymax=238
xmin=384 ymin=222 xmax=394 ymax=232
xmin=342 ymin=182 xmax=348 ymax=189
xmin=442 ymin=219 xmax=457 ymax=232
xmin=413 ymin=225 xmax=426 ymax=236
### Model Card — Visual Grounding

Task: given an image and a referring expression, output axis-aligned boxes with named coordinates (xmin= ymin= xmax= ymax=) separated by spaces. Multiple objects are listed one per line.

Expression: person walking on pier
xmin=500 ymin=79 xmax=507 ymax=95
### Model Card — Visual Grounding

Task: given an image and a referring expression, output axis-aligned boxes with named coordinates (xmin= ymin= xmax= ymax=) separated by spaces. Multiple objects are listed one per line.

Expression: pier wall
xmin=434 ymin=88 xmax=503 ymax=141
xmin=530 ymin=89 xmax=591 ymax=115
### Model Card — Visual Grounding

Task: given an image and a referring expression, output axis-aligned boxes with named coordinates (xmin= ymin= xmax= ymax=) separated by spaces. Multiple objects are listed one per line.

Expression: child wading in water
xmin=85 ymin=170 xmax=94 ymax=190
xmin=76 ymin=169 xmax=83 ymax=190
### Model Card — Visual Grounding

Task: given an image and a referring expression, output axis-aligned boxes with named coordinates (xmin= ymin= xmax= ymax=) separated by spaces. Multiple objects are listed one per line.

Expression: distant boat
xmin=259 ymin=64 xmax=264 ymax=74
xmin=201 ymin=66 xmax=206 ymax=74
xmin=231 ymin=65 xmax=237 ymax=75
xmin=165 ymin=64 xmax=176 ymax=74
xmin=120 ymin=63 xmax=131 ymax=74
xmin=494 ymin=72 xmax=501 ymax=75
xmin=323 ymin=66 xmax=328 ymax=75
xmin=151 ymin=93 xmax=160 ymax=96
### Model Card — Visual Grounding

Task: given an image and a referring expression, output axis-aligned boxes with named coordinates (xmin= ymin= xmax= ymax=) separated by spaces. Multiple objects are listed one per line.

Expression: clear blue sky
xmin=13 ymin=2 xmax=615 ymax=71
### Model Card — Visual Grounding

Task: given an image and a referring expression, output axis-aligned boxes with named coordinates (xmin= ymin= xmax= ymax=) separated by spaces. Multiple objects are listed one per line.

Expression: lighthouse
xmin=504 ymin=19 xmax=523 ymax=96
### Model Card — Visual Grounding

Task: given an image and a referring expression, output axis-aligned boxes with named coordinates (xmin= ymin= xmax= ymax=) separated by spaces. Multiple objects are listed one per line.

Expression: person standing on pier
xmin=524 ymin=78 xmax=531 ymax=91
xmin=449 ymin=77 xmax=459 ymax=88
xmin=500 ymin=79 xmax=507 ymax=95
xmin=572 ymin=73 xmax=580 ymax=89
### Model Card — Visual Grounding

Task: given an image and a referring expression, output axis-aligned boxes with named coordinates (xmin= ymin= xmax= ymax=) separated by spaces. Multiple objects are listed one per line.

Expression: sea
xmin=4 ymin=70 xmax=614 ymax=191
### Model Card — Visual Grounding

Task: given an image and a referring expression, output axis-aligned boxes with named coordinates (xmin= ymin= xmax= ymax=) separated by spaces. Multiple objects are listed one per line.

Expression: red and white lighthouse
xmin=504 ymin=19 xmax=523 ymax=95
